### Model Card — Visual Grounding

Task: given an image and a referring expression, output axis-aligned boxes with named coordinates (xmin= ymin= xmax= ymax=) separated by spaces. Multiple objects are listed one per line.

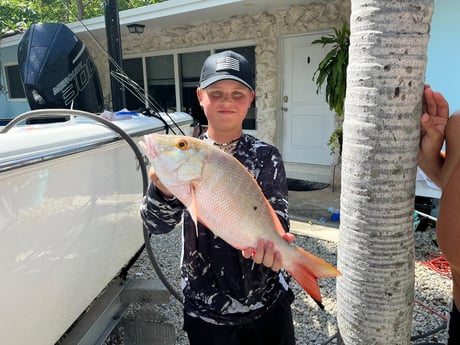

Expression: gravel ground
xmin=106 ymin=224 xmax=452 ymax=345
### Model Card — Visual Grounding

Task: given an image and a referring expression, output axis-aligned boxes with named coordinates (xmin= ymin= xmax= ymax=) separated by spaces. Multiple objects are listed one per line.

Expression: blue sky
xmin=426 ymin=0 xmax=460 ymax=113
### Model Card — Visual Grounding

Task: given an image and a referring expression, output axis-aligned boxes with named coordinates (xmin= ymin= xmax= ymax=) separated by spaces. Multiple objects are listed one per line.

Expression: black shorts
xmin=447 ymin=301 xmax=460 ymax=345
xmin=183 ymin=299 xmax=296 ymax=345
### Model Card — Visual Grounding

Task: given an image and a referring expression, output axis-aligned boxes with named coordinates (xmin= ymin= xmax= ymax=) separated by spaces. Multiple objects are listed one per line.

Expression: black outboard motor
xmin=18 ymin=23 xmax=103 ymax=120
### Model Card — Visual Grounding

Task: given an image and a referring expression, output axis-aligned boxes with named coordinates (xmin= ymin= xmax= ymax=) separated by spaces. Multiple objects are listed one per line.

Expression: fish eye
xmin=176 ymin=139 xmax=189 ymax=150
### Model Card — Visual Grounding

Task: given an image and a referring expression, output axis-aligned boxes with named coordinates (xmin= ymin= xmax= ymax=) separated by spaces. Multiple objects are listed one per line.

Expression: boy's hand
xmin=149 ymin=167 xmax=175 ymax=199
xmin=242 ymin=233 xmax=295 ymax=272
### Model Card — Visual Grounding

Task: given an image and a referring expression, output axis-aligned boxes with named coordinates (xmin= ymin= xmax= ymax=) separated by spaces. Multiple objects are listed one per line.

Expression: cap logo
xmin=215 ymin=56 xmax=240 ymax=72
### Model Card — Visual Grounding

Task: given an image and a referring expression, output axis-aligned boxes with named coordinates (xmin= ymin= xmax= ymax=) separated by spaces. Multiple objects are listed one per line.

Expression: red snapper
xmin=140 ymin=134 xmax=340 ymax=304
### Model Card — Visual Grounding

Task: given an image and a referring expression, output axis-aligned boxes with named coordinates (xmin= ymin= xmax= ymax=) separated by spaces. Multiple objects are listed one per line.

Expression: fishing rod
xmin=110 ymin=71 xmax=185 ymax=135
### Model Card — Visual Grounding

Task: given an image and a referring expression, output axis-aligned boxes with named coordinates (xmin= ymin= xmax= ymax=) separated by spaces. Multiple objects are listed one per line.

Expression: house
xmin=1 ymin=0 xmax=458 ymax=184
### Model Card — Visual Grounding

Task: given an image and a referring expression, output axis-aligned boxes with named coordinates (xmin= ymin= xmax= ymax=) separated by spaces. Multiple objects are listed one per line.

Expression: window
xmin=122 ymin=45 xmax=256 ymax=129
xmin=179 ymin=51 xmax=209 ymax=125
xmin=146 ymin=55 xmax=176 ymax=113
xmin=5 ymin=65 xmax=25 ymax=99
xmin=122 ymin=58 xmax=145 ymax=111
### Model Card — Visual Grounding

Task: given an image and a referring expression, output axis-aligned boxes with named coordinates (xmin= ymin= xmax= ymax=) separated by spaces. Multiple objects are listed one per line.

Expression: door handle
xmin=281 ymin=107 xmax=288 ymax=111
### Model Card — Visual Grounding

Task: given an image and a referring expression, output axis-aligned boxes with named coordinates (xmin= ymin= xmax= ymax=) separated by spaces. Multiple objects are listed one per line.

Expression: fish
xmin=140 ymin=134 xmax=340 ymax=305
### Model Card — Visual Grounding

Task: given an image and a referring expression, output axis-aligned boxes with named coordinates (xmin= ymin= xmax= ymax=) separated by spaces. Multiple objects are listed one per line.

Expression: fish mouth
xmin=141 ymin=135 xmax=158 ymax=159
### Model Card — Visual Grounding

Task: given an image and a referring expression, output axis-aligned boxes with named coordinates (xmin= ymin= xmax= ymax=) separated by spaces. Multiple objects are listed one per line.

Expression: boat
xmin=0 ymin=110 xmax=191 ymax=345
xmin=0 ymin=23 xmax=192 ymax=345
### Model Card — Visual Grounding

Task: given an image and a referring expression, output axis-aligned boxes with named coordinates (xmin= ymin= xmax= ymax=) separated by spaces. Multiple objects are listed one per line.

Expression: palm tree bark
xmin=336 ymin=1 xmax=434 ymax=344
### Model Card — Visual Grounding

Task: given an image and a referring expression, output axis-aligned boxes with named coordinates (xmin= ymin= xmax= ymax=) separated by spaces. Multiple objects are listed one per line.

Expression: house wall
xmin=1 ymin=0 xmax=456 ymax=135
xmin=82 ymin=2 xmax=350 ymax=145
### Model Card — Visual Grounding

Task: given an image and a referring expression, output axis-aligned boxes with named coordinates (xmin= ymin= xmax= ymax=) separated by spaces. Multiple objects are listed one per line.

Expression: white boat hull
xmin=0 ymin=113 xmax=191 ymax=344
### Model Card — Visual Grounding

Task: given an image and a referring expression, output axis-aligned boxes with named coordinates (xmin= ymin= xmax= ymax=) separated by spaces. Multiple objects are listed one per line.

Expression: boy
xmin=140 ymin=50 xmax=296 ymax=345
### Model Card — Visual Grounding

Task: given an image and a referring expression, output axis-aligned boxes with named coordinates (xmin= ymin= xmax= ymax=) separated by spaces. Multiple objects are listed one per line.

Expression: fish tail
xmin=287 ymin=246 xmax=341 ymax=305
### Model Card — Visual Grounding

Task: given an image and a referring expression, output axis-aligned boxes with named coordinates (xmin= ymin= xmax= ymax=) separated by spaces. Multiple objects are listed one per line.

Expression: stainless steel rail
xmin=0 ymin=109 xmax=188 ymax=173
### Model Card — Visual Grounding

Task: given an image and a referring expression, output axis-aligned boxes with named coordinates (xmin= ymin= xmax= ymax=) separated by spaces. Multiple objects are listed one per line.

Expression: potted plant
xmin=312 ymin=22 xmax=349 ymax=155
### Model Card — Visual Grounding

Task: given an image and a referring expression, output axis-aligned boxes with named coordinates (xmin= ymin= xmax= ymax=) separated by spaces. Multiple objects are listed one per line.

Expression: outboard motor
xmin=18 ymin=23 xmax=103 ymax=118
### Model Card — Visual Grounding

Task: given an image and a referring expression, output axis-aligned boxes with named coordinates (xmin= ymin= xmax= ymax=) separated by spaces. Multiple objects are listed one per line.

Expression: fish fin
xmin=273 ymin=217 xmax=288 ymax=238
xmin=287 ymin=246 xmax=341 ymax=304
xmin=263 ymin=198 xmax=289 ymax=238
xmin=189 ymin=185 xmax=199 ymax=237
xmin=179 ymin=182 xmax=200 ymax=237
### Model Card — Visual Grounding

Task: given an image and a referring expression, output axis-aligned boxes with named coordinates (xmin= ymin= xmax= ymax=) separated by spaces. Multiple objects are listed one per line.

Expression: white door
xmin=281 ymin=33 xmax=335 ymax=165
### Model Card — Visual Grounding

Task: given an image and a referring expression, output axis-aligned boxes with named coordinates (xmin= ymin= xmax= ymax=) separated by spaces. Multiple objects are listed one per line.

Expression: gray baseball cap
xmin=199 ymin=50 xmax=254 ymax=90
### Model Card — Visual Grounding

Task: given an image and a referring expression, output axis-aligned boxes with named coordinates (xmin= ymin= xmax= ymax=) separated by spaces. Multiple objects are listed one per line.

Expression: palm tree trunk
xmin=336 ymin=1 xmax=434 ymax=344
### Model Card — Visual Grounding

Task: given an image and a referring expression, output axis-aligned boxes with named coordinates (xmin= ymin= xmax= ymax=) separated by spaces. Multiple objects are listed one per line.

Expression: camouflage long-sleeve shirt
xmin=140 ymin=133 xmax=294 ymax=325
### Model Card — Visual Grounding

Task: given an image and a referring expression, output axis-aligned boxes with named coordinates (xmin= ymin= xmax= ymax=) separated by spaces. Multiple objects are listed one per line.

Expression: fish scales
xmin=140 ymin=134 xmax=340 ymax=304
xmin=194 ymin=148 xmax=279 ymax=249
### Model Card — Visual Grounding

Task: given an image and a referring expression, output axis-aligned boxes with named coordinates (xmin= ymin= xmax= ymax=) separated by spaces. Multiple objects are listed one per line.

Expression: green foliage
xmin=0 ymin=1 xmax=40 ymax=34
xmin=0 ymin=0 xmax=167 ymax=36
xmin=312 ymin=22 xmax=349 ymax=117
xmin=312 ymin=22 xmax=349 ymax=154
xmin=327 ymin=128 xmax=343 ymax=155
xmin=119 ymin=0 xmax=168 ymax=11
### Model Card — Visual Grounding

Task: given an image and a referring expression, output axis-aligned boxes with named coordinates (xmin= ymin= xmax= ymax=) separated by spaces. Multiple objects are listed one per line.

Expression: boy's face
xmin=197 ymin=80 xmax=255 ymax=133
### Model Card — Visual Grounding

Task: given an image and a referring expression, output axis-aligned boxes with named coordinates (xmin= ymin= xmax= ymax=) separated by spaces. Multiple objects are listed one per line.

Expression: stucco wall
xmin=83 ymin=1 xmax=350 ymax=144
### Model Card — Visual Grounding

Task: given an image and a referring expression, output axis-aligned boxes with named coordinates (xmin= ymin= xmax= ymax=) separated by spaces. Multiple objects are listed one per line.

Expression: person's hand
xmin=241 ymin=233 xmax=296 ymax=272
xmin=418 ymin=86 xmax=449 ymax=187
xmin=149 ymin=167 xmax=174 ymax=198
xmin=420 ymin=85 xmax=449 ymax=153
